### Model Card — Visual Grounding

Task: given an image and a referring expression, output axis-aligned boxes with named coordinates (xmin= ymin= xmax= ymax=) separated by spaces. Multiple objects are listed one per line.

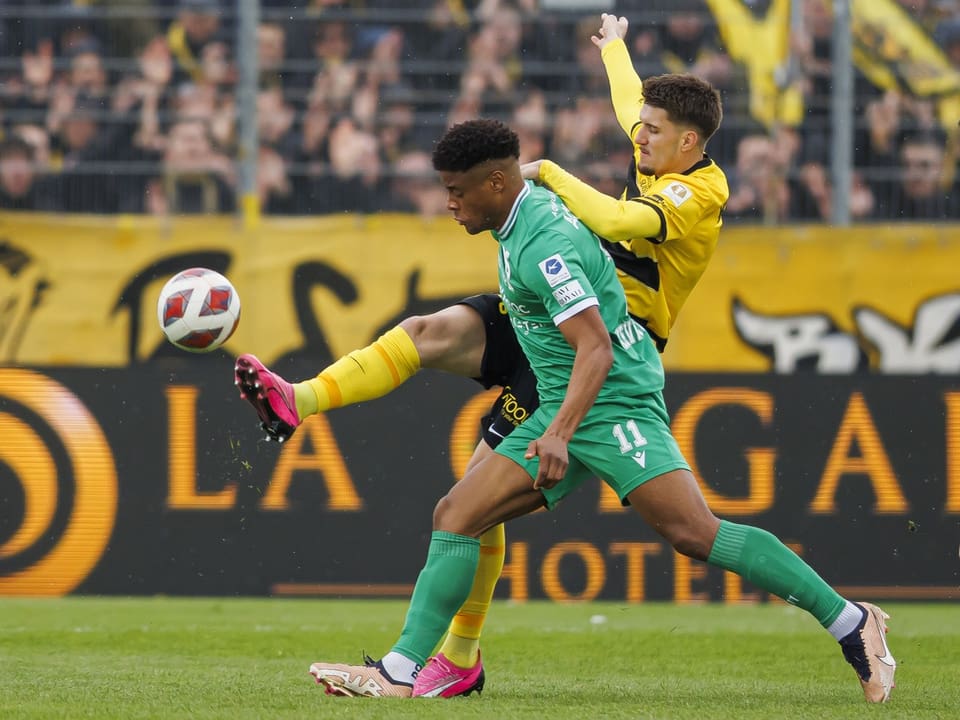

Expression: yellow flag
xmin=704 ymin=0 xmax=960 ymax=129
xmin=850 ymin=0 xmax=960 ymax=127
xmin=704 ymin=0 xmax=804 ymax=128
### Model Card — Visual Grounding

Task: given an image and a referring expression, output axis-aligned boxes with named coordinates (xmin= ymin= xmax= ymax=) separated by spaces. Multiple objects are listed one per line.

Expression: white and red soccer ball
xmin=157 ymin=268 xmax=241 ymax=352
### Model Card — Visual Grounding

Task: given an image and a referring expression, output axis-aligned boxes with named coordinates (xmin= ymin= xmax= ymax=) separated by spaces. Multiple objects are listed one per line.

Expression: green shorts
xmin=495 ymin=391 xmax=690 ymax=509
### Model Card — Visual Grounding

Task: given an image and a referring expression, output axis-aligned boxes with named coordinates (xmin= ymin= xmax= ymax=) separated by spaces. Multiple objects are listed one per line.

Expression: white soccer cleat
xmin=309 ymin=659 xmax=412 ymax=698
xmin=840 ymin=602 xmax=896 ymax=702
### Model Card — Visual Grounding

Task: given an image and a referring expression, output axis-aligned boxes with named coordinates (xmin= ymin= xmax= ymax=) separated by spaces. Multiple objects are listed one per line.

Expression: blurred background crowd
xmin=0 ymin=0 xmax=958 ymax=222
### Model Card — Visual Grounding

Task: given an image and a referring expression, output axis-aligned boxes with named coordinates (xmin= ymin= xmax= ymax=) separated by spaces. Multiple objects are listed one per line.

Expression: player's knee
xmin=399 ymin=314 xmax=449 ymax=366
xmin=432 ymin=492 xmax=481 ymax=536
xmin=398 ymin=315 xmax=430 ymax=349
xmin=664 ymin=523 xmax=716 ymax=561
xmin=432 ymin=493 xmax=462 ymax=533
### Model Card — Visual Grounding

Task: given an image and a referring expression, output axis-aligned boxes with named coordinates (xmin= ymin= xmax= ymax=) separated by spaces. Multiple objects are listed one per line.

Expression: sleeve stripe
xmin=553 ymin=297 xmax=599 ymax=325
xmin=633 ymin=197 xmax=667 ymax=243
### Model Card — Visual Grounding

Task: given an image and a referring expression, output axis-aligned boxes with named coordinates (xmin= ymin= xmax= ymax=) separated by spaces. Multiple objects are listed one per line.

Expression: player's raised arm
xmin=593 ymin=14 xmax=643 ymax=140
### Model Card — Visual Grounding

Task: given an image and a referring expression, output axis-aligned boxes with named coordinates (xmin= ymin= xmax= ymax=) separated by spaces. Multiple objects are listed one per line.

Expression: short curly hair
xmin=643 ymin=74 xmax=722 ymax=142
xmin=432 ymin=119 xmax=520 ymax=173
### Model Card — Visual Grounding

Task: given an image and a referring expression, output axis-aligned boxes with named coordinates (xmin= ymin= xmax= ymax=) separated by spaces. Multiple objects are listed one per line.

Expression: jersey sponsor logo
xmin=539 ymin=254 xmax=572 ymax=287
xmin=498 ymin=389 xmax=530 ymax=424
xmin=661 ymin=182 xmax=692 ymax=207
xmin=511 ymin=317 xmax=547 ymax=336
xmin=613 ymin=319 xmax=645 ymax=350
xmin=500 ymin=293 xmax=530 ymax=315
xmin=552 ymin=280 xmax=585 ymax=306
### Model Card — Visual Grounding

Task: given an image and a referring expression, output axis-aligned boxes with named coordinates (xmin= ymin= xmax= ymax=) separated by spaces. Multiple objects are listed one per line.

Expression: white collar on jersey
xmin=496 ymin=181 xmax=531 ymax=239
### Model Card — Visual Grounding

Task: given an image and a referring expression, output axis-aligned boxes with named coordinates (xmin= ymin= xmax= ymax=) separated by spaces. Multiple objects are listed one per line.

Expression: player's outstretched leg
xmin=234 ymin=354 xmax=301 ymax=442
xmin=234 ymin=326 xmax=421 ymax=442
xmin=627 ymin=469 xmax=897 ymax=703
xmin=704 ymin=520 xmax=897 ymax=702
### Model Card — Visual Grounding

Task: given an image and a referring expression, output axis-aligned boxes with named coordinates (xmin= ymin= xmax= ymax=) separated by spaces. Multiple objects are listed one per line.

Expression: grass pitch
xmin=0 ymin=598 xmax=957 ymax=719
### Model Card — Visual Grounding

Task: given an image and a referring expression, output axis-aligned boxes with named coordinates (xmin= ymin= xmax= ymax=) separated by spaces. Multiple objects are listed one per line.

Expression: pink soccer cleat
xmin=412 ymin=651 xmax=485 ymax=698
xmin=234 ymin=354 xmax=301 ymax=442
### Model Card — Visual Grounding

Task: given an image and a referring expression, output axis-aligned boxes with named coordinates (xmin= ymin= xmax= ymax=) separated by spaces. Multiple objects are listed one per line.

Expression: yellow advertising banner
xmin=1 ymin=213 xmax=958 ymax=372
xmin=662 ymin=223 xmax=960 ymax=372
xmin=0 ymin=213 xmax=497 ymax=368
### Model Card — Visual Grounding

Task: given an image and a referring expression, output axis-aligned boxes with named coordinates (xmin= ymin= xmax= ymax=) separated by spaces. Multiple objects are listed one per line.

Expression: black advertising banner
xmin=1 ymin=361 xmax=958 ymax=601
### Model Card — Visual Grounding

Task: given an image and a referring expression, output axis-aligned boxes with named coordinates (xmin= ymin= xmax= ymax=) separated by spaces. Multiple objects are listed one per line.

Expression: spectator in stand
xmin=620 ymin=11 xmax=669 ymax=79
xmin=67 ymin=37 xmax=110 ymax=102
xmin=9 ymin=123 xmax=53 ymax=172
xmin=146 ymin=117 xmax=235 ymax=215
xmin=98 ymin=0 xmax=162 ymax=60
xmin=657 ymin=0 xmax=733 ymax=86
xmin=113 ymin=36 xmax=174 ymax=153
xmin=111 ymin=35 xmax=179 ymax=212
xmin=725 ymin=130 xmax=874 ymax=223
xmin=550 ymin=96 xmax=609 ymax=166
xmin=377 ymin=83 xmax=430 ymax=163
xmin=6 ymin=39 xmax=56 ymax=131
xmin=257 ymin=145 xmax=295 ymax=214
xmin=512 ymin=89 xmax=548 ymax=165
xmin=46 ymin=93 xmax=126 ymax=213
xmin=725 ymin=132 xmax=798 ymax=222
xmin=387 ymin=149 xmax=448 ymax=218
xmin=258 ymin=21 xmax=289 ymax=92
xmin=456 ymin=2 xmax=525 ymax=118
xmin=562 ymin=15 xmax=619 ymax=100
xmin=861 ymin=88 xmax=955 ymax=215
xmin=0 ymin=136 xmax=56 ymax=210
xmin=167 ymin=0 xmax=229 ymax=88
xmin=257 ymin=86 xmax=300 ymax=162
xmin=401 ymin=0 xmax=471 ymax=100
xmin=301 ymin=114 xmax=384 ymax=214
xmin=873 ymin=128 xmax=960 ymax=219
xmin=309 ymin=21 xmax=360 ymax=116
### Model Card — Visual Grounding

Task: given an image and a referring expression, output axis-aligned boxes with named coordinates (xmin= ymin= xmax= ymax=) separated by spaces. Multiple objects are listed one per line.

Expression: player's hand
xmin=526 ymin=434 xmax=569 ymax=490
xmin=591 ymin=13 xmax=629 ymax=49
xmin=520 ymin=160 xmax=542 ymax=181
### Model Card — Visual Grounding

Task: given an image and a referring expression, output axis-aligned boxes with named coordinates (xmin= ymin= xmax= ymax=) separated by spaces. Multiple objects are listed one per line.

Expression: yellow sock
xmin=439 ymin=523 xmax=506 ymax=668
xmin=293 ymin=326 xmax=420 ymax=417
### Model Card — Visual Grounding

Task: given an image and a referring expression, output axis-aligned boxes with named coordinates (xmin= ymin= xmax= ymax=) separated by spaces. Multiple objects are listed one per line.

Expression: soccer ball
xmin=157 ymin=268 xmax=241 ymax=353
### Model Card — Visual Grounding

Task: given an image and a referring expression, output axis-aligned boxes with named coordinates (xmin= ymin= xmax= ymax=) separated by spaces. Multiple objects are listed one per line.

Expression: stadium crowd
xmin=0 ymin=0 xmax=958 ymax=220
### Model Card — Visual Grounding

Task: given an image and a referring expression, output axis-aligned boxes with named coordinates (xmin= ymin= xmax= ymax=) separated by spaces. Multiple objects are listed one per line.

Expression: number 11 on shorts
xmin=612 ymin=420 xmax=648 ymax=454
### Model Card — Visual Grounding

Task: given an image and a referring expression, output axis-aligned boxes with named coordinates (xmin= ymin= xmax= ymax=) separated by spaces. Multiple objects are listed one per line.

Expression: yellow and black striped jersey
xmin=539 ymin=39 xmax=729 ymax=351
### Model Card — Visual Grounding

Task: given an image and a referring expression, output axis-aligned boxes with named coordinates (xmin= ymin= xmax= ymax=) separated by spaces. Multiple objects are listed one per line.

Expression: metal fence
xmin=0 ymin=1 xmax=958 ymax=224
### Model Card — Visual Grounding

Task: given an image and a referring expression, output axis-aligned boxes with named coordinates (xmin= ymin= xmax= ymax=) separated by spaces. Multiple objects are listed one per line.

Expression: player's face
xmin=439 ymin=167 xmax=503 ymax=235
xmin=633 ymin=105 xmax=696 ymax=177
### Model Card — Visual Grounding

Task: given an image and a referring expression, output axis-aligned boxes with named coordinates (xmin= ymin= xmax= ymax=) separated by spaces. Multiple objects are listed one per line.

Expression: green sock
xmin=707 ymin=520 xmax=846 ymax=627
xmin=391 ymin=531 xmax=480 ymax=665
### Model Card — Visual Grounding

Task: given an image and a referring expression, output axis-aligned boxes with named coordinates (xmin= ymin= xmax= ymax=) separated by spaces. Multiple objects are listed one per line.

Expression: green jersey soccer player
xmin=306 ymin=118 xmax=895 ymax=705
xmin=492 ymin=178 xmax=689 ymax=508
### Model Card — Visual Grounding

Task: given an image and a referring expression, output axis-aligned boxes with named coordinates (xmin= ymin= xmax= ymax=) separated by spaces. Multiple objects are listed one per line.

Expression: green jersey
xmin=493 ymin=181 xmax=664 ymax=406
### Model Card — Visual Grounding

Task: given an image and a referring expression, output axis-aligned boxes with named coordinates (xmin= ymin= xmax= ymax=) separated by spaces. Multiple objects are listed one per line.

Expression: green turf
xmin=0 ymin=598 xmax=957 ymax=719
